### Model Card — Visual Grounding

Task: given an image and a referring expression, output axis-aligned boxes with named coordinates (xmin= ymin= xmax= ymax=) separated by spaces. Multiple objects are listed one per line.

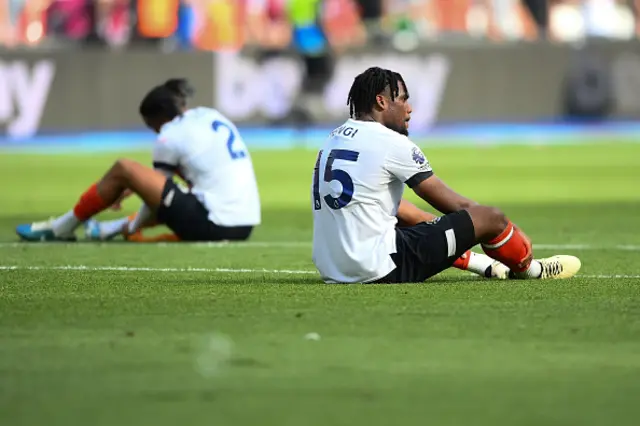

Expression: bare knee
xmin=466 ymin=205 xmax=509 ymax=242
xmin=112 ymin=158 xmax=136 ymax=180
xmin=485 ymin=206 xmax=508 ymax=231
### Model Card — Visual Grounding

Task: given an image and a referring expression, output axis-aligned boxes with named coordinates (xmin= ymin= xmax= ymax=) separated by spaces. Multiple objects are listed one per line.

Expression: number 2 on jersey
xmin=212 ymin=120 xmax=246 ymax=160
xmin=313 ymin=149 xmax=360 ymax=210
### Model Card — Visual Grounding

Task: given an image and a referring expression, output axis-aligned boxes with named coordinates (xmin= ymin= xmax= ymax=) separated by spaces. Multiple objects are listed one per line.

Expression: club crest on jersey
xmin=412 ymin=147 xmax=427 ymax=167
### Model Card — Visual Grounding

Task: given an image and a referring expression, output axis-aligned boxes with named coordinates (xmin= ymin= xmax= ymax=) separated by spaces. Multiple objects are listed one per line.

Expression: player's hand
xmin=111 ymin=189 xmax=133 ymax=211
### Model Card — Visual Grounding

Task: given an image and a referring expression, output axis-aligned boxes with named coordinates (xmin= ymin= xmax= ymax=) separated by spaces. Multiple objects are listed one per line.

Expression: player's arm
xmin=396 ymin=199 xmax=438 ymax=227
xmin=393 ymin=144 xmax=530 ymax=244
xmin=411 ymin=175 xmax=478 ymax=214
xmin=110 ymin=189 xmax=133 ymax=211
xmin=151 ymin=137 xmax=193 ymax=191
xmin=385 ymin=138 xmax=477 ymax=215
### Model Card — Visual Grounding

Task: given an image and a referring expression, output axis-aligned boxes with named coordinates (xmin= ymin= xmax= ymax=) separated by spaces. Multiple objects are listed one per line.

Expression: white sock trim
xmin=481 ymin=226 xmax=514 ymax=250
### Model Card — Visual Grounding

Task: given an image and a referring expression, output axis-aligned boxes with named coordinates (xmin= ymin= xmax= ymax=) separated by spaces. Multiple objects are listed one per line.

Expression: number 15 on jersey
xmin=313 ymin=149 xmax=360 ymax=210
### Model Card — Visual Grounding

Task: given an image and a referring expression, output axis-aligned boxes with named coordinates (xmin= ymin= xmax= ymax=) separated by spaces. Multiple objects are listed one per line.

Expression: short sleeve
xmin=385 ymin=138 xmax=433 ymax=188
xmin=152 ymin=136 xmax=180 ymax=174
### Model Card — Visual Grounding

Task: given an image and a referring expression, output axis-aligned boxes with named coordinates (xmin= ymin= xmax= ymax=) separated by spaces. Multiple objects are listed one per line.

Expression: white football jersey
xmin=311 ymin=119 xmax=433 ymax=283
xmin=153 ymin=107 xmax=261 ymax=227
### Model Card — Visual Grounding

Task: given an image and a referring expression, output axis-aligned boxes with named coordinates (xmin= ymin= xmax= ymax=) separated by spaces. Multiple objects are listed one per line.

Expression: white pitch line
xmin=533 ymin=244 xmax=640 ymax=251
xmin=2 ymin=242 xmax=640 ymax=250
xmin=578 ymin=274 xmax=640 ymax=279
xmin=0 ymin=241 xmax=311 ymax=248
xmin=0 ymin=265 xmax=639 ymax=279
xmin=0 ymin=265 xmax=316 ymax=275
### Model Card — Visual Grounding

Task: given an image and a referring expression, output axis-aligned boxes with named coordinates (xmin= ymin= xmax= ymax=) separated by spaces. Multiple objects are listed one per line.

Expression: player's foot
xmin=486 ymin=260 xmax=509 ymax=280
xmin=84 ymin=219 xmax=117 ymax=241
xmin=509 ymin=255 xmax=581 ymax=280
xmin=16 ymin=219 xmax=76 ymax=242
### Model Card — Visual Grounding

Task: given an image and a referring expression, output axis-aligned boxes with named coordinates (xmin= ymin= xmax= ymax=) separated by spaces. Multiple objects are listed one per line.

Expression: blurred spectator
xmin=45 ymin=0 xmax=130 ymax=47
xmin=381 ymin=0 xmax=431 ymax=39
xmin=521 ymin=0 xmax=548 ymax=39
xmin=193 ymin=0 xmax=244 ymax=51
xmin=4 ymin=0 xmax=640 ymax=50
xmin=288 ymin=0 xmax=334 ymax=125
xmin=323 ymin=0 xmax=366 ymax=51
xmin=431 ymin=0 xmax=471 ymax=35
xmin=582 ymin=0 xmax=635 ymax=39
xmin=137 ymin=0 xmax=179 ymax=40
xmin=2 ymin=0 xmax=51 ymax=47
xmin=355 ymin=0 xmax=385 ymax=42
xmin=1 ymin=0 xmax=25 ymax=46
xmin=245 ymin=0 xmax=291 ymax=49
xmin=248 ymin=0 xmax=335 ymax=125
xmin=95 ymin=0 xmax=131 ymax=47
xmin=47 ymin=0 xmax=94 ymax=43
xmin=486 ymin=0 xmax=520 ymax=40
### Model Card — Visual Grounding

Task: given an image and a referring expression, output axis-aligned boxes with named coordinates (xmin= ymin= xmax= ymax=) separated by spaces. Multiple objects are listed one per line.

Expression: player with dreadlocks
xmin=311 ymin=66 xmax=581 ymax=283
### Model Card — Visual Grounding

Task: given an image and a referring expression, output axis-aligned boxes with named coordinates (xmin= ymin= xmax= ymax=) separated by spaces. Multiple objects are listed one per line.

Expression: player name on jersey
xmin=329 ymin=125 xmax=359 ymax=139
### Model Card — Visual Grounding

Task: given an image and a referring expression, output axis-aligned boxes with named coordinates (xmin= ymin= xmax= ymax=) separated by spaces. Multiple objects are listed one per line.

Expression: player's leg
xmin=413 ymin=219 xmax=508 ymax=279
xmin=95 ymin=158 xmax=167 ymax=207
xmin=374 ymin=211 xmax=480 ymax=283
xmin=16 ymin=159 xmax=167 ymax=241
xmin=465 ymin=205 xmax=581 ymax=279
xmin=397 ymin=200 xmax=507 ymax=279
xmin=451 ymin=249 xmax=509 ymax=279
xmin=84 ymin=215 xmax=134 ymax=241
xmin=85 ymin=214 xmax=182 ymax=242
xmin=84 ymin=212 xmax=160 ymax=241
xmin=58 ymin=159 xmax=167 ymax=236
xmin=376 ymin=206 xmax=579 ymax=283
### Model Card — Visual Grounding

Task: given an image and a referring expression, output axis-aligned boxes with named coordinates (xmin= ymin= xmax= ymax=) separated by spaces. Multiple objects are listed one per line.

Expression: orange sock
xmin=453 ymin=250 xmax=471 ymax=270
xmin=73 ymin=184 xmax=110 ymax=221
xmin=482 ymin=221 xmax=532 ymax=272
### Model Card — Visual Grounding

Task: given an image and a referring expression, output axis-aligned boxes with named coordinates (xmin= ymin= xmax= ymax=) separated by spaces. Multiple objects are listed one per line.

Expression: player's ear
xmin=375 ymin=94 xmax=386 ymax=110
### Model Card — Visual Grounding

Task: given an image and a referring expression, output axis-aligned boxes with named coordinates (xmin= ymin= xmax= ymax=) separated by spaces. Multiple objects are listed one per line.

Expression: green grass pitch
xmin=1 ymin=142 xmax=640 ymax=426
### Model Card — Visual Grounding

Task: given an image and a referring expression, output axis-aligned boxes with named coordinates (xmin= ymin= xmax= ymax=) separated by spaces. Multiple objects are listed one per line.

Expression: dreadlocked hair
xmin=346 ymin=67 xmax=407 ymax=118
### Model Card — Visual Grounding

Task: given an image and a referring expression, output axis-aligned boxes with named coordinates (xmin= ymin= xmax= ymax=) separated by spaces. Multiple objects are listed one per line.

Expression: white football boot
xmin=510 ymin=255 xmax=582 ymax=279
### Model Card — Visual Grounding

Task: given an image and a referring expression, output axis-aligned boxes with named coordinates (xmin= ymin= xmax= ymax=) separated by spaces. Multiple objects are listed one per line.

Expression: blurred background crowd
xmin=2 ymin=0 xmax=640 ymax=51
